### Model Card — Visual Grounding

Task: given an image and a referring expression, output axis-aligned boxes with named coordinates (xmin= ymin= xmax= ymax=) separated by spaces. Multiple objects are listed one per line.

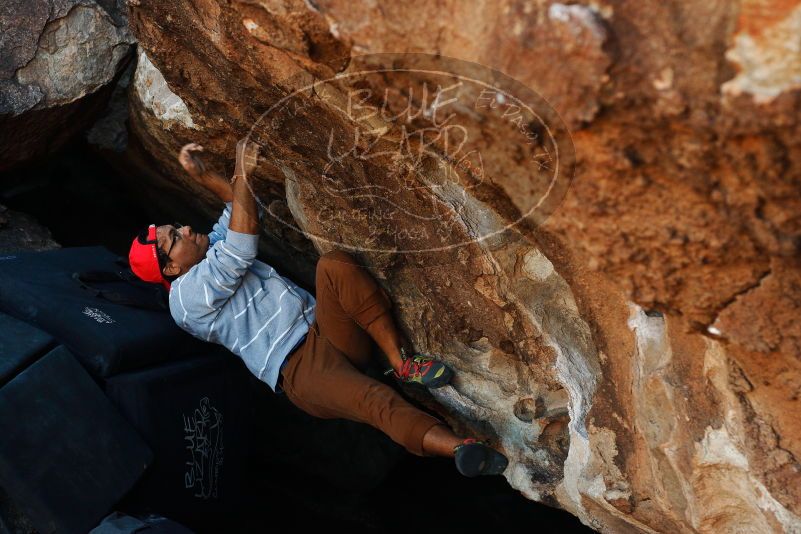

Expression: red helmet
xmin=129 ymin=224 xmax=171 ymax=290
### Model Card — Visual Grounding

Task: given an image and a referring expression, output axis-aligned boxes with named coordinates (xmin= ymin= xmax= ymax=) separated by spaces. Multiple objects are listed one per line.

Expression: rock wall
xmin=0 ymin=204 xmax=59 ymax=254
xmin=0 ymin=0 xmax=135 ymax=170
xmin=124 ymin=1 xmax=801 ymax=532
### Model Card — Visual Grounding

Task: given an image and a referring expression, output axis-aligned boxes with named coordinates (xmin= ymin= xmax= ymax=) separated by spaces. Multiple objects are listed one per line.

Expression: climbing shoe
xmin=454 ymin=438 xmax=509 ymax=477
xmin=384 ymin=347 xmax=453 ymax=389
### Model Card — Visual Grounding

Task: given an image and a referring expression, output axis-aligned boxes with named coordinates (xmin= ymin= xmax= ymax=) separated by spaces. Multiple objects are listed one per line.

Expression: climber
xmin=127 ymin=140 xmax=509 ymax=477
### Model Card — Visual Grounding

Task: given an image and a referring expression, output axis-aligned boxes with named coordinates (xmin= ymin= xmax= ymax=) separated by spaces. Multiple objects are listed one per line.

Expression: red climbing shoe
xmin=384 ymin=347 xmax=453 ymax=389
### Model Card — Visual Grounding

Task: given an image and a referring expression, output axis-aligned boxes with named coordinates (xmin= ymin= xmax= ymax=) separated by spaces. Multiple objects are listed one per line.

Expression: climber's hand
xmin=178 ymin=142 xmax=233 ymax=203
xmin=178 ymin=143 xmax=207 ymax=177
xmin=234 ymin=138 xmax=260 ymax=179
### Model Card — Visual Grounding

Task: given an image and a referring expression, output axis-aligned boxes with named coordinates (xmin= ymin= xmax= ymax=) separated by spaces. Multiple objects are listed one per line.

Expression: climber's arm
xmin=228 ymin=139 xmax=260 ymax=236
xmin=178 ymin=142 xmax=233 ymax=203
xmin=196 ymin=169 xmax=234 ymax=203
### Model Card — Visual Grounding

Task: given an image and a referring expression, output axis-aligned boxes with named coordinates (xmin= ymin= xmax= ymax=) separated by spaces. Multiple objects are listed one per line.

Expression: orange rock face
xmin=126 ymin=1 xmax=800 ymax=531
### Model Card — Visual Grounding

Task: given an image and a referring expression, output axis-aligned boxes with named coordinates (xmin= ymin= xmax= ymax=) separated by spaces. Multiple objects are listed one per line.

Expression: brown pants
xmin=279 ymin=250 xmax=442 ymax=456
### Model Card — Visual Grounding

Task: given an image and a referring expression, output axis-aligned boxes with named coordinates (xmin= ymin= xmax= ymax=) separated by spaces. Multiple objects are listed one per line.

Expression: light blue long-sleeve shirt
xmin=168 ymin=202 xmax=316 ymax=392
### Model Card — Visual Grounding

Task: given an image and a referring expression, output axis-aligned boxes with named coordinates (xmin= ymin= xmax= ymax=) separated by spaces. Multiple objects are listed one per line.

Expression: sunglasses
xmin=165 ymin=223 xmax=184 ymax=259
xmin=138 ymin=223 xmax=184 ymax=269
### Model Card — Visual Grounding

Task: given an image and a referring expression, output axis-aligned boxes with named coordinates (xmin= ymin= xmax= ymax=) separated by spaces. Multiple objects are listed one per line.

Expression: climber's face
xmin=156 ymin=223 xmax=209 ymax=277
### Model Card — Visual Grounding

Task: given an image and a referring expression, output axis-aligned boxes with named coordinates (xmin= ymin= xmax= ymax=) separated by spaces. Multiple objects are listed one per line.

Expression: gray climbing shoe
xmin=454 ymin=439 xmax=509 ymax=477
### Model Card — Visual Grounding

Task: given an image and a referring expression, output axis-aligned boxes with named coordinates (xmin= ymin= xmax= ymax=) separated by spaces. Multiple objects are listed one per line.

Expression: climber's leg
xmin=281 ymin=249 xmax=508 ymax=473
xmin=279 ymin=323 xmax=442 ymax=456
xmin=421 ymin=422 xmax=462 ymax=457
xmin=314 ymin=249 xmax=409 ymax=371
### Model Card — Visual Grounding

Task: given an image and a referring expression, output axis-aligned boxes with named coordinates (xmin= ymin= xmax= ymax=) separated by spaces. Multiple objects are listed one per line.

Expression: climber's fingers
xmin=178 ymin=143 xmax=207 ymax=175
xmin=235 ymin=138 xmax=260 ymax=174
xmin=185 ymin=142 xmax=204 ymax=152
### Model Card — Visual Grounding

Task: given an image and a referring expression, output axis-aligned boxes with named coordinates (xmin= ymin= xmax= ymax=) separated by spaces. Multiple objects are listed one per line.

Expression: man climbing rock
xmin=127 ymin=140 xmax=508 ymax=477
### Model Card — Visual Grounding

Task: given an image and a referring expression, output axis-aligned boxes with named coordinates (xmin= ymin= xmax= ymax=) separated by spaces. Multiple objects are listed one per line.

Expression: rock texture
xmin=0 ymin=0 xmax=135 ymax=170
xmin=125 ymin=1 xmax=801 ymax=532
xmin=0 ymin=204 xmax=60 ymax=254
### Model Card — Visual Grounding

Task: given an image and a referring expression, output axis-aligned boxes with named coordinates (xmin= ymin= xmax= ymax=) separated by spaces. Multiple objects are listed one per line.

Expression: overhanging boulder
xmin=124 ymin=1 xmax=801 ymax=531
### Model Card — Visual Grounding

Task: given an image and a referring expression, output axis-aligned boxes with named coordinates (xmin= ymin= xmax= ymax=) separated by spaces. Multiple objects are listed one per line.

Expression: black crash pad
xmin=0 ymin=247 xmax=207 ymax=378
xmin=105 ymin=353 xmax=254 ymax=531
xmin=0 ymin=311 xmax=56 ymax=387
xmin=0 ymin=346 xmax=153 ymax=534
xmin=89 ymin=511 xmax=195 ymax=534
